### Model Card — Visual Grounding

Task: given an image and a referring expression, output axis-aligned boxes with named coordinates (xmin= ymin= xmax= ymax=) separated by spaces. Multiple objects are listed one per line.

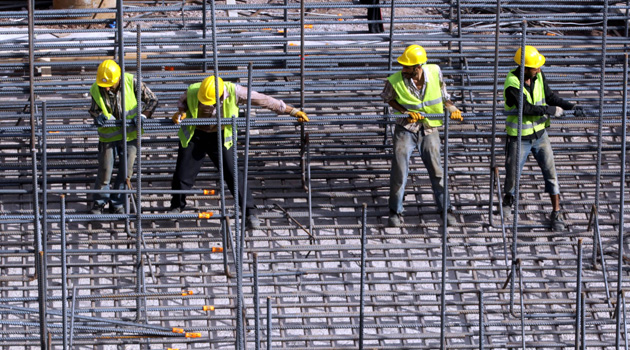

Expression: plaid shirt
xmin=381 ymin=65 xmax=450 ymax=134
xmin=89 ymin=78 xmax=158 ymax=120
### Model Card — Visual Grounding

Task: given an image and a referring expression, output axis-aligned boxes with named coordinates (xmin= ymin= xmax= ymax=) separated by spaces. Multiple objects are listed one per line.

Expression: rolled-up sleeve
xmin=234 ymin=84 xmax=287 ymax=115
xmin=137 ymin=79 xmax=158 ymax=115
xmin=436 ymin=67 xmax=451 ymax=102
xmin=381 ymin=80 xmax=396 ymax=103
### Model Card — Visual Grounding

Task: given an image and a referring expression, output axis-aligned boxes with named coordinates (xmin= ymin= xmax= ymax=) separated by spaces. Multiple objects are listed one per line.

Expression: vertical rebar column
xmin=576 ymin=238 xmax=583 ymax=349
xmin=69 ymin=285 xmax=77 ymax=349
xmin=299 ymin=0 xmax=307 ymax=189
xmin=581 ymin=292 xmax=586 ymax=350
xmin=135 ymin=24 xmax=146 ymax=323
xmin=591 ymin=0 xmax=609 ymax=265
xmin=210 ymin=0 xmax=229 ymax=283
xmin=231 ymin=113 xmax=244 ymax=350
xmin=266 ymin=297 xmax=272 ymax=350
xmin=478 ymin=290 xmax=484 ymax=350
xmin=60 ymin=195 xmax=68 ymax=350
xmin=253 ymin=253 xmax=261 ymax=350
xmin=359 ymin=203 xmax=367 ymax=350
xmin=28 ymin=1 xmax=46 ymax=348
xmin=307 ymin=137 xmax=313 ymax=232
xmin=116 ymin=0 xmax=128 ymax=215
xmin=615 ymin=53 xmax=628 ymax=348
xmin=489 ymin=0 xmax=502 ymax=223
xmin=241 ymin=62 xmax=253 ymax=235
xmin=440 ymin=63 xmax=452 ymax=350
xmin=594 ymin=0 xmax=608 ymax=218
xmin=202 ymin=0 xmax=207 ymax=72
xmin=510 ymin=20 xmax=528 ymax=316
xmin=517 ymin=259 xmax=526 ymax=349
xmin=386 ymin=0 xmax=395 ymax=71
xmin=623 ymin=292 xmax=629 ymax=350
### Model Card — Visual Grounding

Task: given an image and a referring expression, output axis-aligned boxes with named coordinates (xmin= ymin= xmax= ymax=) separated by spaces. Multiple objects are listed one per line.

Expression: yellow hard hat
xmin=198 ymin=76 xmax=225 ymax=105
xmin=397 ymin=45 xmax=428 ymax=66
xmin=96 ymin=60 xmax=121 ymax=87
xmin=514 ymin=46 xmax=546 ymax=68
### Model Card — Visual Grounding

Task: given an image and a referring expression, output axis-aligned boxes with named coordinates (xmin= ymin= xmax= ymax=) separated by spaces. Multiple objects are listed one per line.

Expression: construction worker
xmin=382 ymin=44 xmax=463 ymax=227
xmin=502 ymin=46 xmax=585 ymax=231
xmin=89 ymin=59 xmax=158 ymax=214
xmin=170 ymin=75 xmax=309 ymax=229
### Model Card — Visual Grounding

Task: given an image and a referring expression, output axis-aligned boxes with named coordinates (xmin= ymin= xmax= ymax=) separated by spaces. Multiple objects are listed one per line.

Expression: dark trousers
xmin=170 ymin=130 xmax=256 ymax=215
xmin=360 ymin=0 xmax=384 ymax=33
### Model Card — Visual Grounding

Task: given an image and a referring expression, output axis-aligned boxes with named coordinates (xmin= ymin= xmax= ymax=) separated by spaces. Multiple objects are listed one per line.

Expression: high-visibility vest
xmin=387 ymin=64 xmax=445 ymax=127
xmin=503 ymin=68 xmax=549 ymax=137
xmin=178 ymin=81 xmax=239 ymax=149
xmin=90 ymin=73 xmax=140 ymax=143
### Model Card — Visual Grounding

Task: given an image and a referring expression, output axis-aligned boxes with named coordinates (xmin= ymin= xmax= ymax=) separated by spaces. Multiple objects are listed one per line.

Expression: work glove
xmin=295 ymin=111 xmax=309 ymax=123
xmin=132 ymin=114 xmax=147 ymax=127
xmin=446 ymin=105 xmax=463 ymax=121
xmin=405 ymin=111 xmax=424 ymax=123
xmin=93 ymin=113 xmax=108 ymax=127
xmin=552 ymin=106 xmax=564 ymax=117
xmin=573 ymin=105 xmax=585 ymax=118
xmin=290 ymin=108 xmax=309 ymax=123
xmin=172 ymin=111 xmax=186 ymax=124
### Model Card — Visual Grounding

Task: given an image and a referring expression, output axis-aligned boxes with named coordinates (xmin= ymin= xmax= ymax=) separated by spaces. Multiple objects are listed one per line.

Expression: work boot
xmin=550 ymin=210 xmax=567 ymax=232
xmin=502 ymin=203 xmax=512 ymax=222
xmin=169 ymin=207 xmax=182 ymax=214
xmin=387 ymin=211 xmax=403 ymax=227
xmin=246 ymin=214 xmax=261 ymax=230
xmin=441 ymin=210 xmax=457 ymax=227
xmin=90 ymin=202 xmax=105 ymax=215
xmin=502 ymin=194 xmax=514 ymax=222
xmin=109 ymin=206 xmax=124 ymax=214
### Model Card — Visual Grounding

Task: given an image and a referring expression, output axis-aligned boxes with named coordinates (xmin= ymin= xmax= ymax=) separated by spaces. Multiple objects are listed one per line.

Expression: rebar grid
xmin=0 ymin=1 xmax=629 ymax=349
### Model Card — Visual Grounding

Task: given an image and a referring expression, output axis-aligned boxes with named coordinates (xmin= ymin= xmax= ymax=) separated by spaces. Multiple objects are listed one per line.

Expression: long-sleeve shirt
xmin=177 ymin=84 xmax=287 ymax=133
xmin=381 ymin=65 xmax=451 ymax=134
xmin=88 ymin=78 xmax=158 ymax=120
xmin=504 ymin=68 xmax=574 ymax=139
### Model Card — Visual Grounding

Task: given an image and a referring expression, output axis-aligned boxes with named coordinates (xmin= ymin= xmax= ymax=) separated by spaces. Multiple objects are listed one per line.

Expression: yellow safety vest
xmin=387 ymin=64 xmax=445 ymax=127
xmin=90 ymin=73 xmax=140 ymax=142
xmin=503 ymin=68 xmax=549 ymax=137
xmin=178 ymin=81 xmax=239 ymax=149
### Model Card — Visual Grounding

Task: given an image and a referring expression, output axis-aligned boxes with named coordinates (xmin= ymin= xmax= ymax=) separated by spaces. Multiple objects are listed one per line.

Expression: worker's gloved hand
xmin=295 ymin=111 xmax=309 ymax=123
xmin=573 ymin=105 xmax=585 ymax=118
xmin=553 ymin=106 xmax=564 ymax=117
xmin=405 ymin=111 xmax=424 ymax=123
xmin=132 ymin=114 xmax=147 ymax=127
xmin=93 ymin=113 xmax=108 ymax=127
xmin=290 ymin=108 xmax=309 ymax=123
xmin=172 ymin=111 xmax=186 ymax=124
xmin=446 ymin=105 xmax=463 ymax=121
